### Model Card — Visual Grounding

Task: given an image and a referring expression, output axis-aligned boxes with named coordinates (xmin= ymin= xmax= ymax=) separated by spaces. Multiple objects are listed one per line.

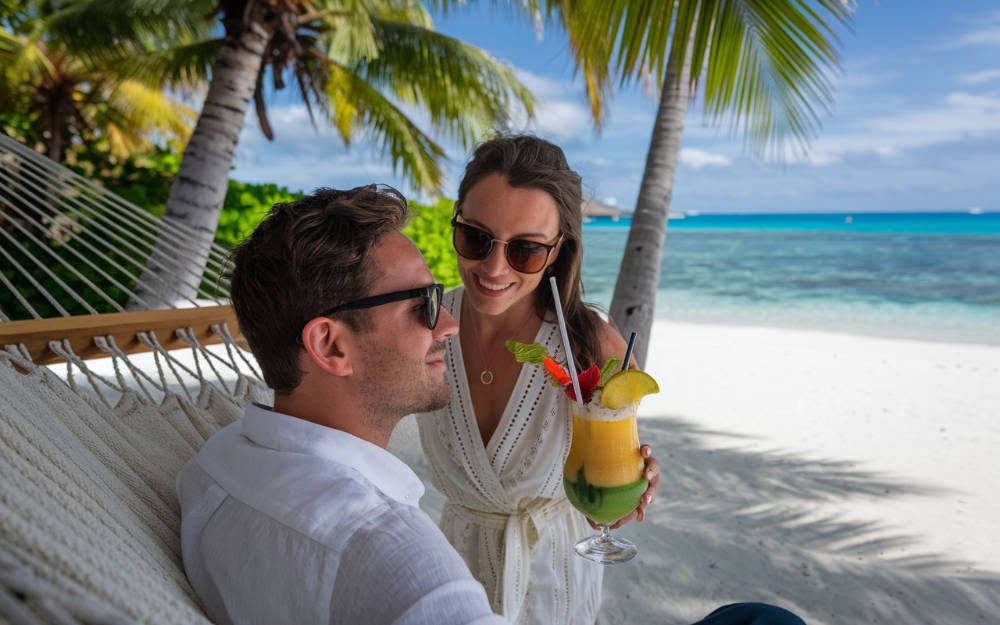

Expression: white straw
xmin=549 ymin=276 xmax=583 ymax=404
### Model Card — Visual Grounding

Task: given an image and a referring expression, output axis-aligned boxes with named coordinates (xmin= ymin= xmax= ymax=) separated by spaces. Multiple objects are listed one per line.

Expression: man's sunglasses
xmin=451 ymin=215 xmax=562 ymax=274
xmin=316 ymin=283 xmax=444 ymax=330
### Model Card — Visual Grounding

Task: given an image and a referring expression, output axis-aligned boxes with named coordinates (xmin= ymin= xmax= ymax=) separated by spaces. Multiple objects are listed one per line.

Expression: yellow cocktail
xmin=506 ymin=332 xmax=658 ymax=564
xmin=563 ymin=399 xmax=647 ymax=526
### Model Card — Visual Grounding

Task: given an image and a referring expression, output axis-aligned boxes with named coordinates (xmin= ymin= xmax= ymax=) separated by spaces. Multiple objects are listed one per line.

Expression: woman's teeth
xmin=479 ymin=278 xmax=510 ymax=291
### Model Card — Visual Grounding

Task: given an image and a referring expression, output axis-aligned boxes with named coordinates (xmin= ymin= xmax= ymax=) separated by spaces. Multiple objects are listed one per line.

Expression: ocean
xmin=580 ymin=212 xmax=1000 ymax=345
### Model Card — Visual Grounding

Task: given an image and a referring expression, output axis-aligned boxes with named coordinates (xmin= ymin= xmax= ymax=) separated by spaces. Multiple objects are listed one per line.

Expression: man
xmin=177 ymin=185 xmax=505 ymax=624
xmin=178 ymin=185 xmax=806 ymax=625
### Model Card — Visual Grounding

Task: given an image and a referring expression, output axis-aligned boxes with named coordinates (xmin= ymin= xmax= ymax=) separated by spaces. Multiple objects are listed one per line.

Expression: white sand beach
xmin=391 ymin=320 xmax=1000 ymax=624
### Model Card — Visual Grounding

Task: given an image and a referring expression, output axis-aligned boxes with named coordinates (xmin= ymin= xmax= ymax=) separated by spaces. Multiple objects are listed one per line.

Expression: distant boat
xmin=969 ymin=207 xmax=983 ymax=215
xmin=668 ymin=211 xmax=686 ymax=220
xmin=844 ymin=215 xmax=853 ymax=224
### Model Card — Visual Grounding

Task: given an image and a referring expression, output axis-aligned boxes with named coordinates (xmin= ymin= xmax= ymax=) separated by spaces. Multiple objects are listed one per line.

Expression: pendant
xmin=480 ymin=369 xmax=494 ymax=385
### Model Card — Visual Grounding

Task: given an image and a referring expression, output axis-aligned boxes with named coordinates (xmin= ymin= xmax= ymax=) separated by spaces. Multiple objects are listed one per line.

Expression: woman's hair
xmin=456 ymin=134 xmax=607 ymax=368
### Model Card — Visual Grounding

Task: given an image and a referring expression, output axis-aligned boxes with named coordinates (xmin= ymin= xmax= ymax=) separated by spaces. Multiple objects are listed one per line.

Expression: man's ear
xmin=301 ymin=317 xmax=354 ymax=377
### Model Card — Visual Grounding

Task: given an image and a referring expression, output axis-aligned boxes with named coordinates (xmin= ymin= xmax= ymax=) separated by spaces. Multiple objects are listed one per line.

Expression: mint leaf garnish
xmin=505 ymin=340 xmax=550 ymax=364
xmin=598 ymin=357 xmax=620 ymax=386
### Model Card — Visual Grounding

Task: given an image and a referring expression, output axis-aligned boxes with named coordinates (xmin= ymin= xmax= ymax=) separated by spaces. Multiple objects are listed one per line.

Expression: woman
xmin=416 ymin=135 xmax=660 ymax=625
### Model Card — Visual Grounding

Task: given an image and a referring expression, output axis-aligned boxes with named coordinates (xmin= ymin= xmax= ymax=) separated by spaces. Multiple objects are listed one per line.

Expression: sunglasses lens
xmin=506 ymin=241 xmax=548 ymax=273
xmin=453 ymin=223 xmax=493 ymax=260
xmin=426 ymin=284 xmax=442 ymax=329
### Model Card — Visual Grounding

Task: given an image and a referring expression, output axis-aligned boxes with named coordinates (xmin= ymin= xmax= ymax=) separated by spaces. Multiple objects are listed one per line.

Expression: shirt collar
xmin=241 ymin=402 xmax=424 ymax=507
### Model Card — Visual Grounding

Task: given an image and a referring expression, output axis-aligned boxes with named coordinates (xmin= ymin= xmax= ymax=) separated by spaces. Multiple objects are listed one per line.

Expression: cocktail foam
xmin=572 ymin=391 xmax=637 ymax=421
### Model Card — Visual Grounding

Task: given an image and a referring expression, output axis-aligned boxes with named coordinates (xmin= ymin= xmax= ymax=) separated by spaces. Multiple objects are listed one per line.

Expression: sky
xmin=230 ymin=1 xmax=1000 ymax=215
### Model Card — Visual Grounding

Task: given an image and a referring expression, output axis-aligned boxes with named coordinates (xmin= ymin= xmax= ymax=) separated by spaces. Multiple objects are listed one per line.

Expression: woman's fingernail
xmin=646 ymin=494 xmax=653 ymax=504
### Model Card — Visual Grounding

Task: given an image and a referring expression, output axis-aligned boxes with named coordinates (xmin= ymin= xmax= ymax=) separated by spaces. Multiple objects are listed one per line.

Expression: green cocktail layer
xmin=563 ymin=471 xmax=648 ymax=525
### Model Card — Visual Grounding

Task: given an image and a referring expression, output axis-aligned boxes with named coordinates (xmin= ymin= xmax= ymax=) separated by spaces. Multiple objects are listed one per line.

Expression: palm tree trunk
xmin=608 ymin=30 xmax=696 ymax=368
xmin=128 ymin=22 xmax=269 ymax=308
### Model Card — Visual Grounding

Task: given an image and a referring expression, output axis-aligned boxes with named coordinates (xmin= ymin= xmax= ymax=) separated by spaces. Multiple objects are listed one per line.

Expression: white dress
xmin=416 ymin=288 xmax=602 ymax=625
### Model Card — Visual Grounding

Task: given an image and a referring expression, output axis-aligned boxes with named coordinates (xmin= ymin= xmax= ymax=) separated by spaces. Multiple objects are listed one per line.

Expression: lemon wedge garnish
xmin=600 ymin=370 xmax=659 ymax=409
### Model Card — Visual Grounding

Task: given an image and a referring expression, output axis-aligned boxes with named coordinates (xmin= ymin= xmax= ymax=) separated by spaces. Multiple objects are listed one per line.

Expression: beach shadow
xmin=595 ymin=415 xmax=999 ymax=625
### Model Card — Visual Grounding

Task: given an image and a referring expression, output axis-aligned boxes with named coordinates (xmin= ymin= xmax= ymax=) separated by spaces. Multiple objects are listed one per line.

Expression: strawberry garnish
xmin=564 ymin=364 xmax=602 ymax=402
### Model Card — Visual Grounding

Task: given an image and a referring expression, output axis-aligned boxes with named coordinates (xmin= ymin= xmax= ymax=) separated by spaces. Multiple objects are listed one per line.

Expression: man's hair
xmin=228 ymin=185 xmax=409 ymax=393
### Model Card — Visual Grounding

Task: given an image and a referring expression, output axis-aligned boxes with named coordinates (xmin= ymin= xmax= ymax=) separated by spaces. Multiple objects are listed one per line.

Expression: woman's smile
xmin=473 ymin=274 xmax=514 ymax=297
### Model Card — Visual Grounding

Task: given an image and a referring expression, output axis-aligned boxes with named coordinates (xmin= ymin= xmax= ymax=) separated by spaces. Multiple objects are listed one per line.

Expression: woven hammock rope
xmin=1 ymin=133 xmax=270 ymax=624
xmin=0 ymin=132 xmax=233 ymax=320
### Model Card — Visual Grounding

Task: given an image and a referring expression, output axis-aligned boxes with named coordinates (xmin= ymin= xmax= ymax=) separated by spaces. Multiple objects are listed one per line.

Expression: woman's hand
xmin=585 ymin=444 xmax=661 ymax=530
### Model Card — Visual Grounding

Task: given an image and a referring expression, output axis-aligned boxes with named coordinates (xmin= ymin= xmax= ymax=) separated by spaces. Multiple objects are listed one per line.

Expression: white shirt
xmin=177 ymin=402 xmax=507 ymax=625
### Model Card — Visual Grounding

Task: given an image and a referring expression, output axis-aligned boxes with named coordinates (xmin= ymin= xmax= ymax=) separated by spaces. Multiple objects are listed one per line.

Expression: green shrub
xmin=215 ymin=181 xmax=304 ymax=249
xmin=405 ymin=197 xmax=460 ymax=288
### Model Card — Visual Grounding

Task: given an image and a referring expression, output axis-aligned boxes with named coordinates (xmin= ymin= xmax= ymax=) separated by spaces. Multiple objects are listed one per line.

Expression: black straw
xmin=621 ymin=332 xmax=637 ymax=371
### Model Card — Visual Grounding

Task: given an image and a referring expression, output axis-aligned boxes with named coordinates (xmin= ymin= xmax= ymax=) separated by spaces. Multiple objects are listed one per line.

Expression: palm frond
xmin=700 ymin=0 xmax=851 ymax=157
xmin=357 ymin=18 xmax=535 ymax=150
xmin=323 ymin=61 xmax=447 ymax=192
xmin=115 ymin=38 xmax=221 ymax=91
xmin=108 ymin=79 xmax=196 ymax=139
xmin=44 ymin=0 xmax=216 ymax=63
xmin=556 ymin=0 xmax=851 ymax=155
xmin=312 ymin=2 xmax=380 ymax=65
xmin=367 ymin=0 xmax=433 ymax=29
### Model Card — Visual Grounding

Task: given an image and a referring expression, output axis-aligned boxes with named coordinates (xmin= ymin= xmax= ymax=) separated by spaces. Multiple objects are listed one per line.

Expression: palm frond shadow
xmin=596 ymin=415 xmax=999 ymax=625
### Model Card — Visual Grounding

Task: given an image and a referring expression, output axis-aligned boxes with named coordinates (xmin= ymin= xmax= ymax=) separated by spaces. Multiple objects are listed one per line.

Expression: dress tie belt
xmin=444 ymin=497 xmax=573 ymax=622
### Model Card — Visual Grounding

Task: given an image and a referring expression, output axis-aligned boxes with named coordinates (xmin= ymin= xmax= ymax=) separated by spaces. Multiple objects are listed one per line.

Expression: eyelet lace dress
xmin=416 ymin=288 xmax=602 ymax=625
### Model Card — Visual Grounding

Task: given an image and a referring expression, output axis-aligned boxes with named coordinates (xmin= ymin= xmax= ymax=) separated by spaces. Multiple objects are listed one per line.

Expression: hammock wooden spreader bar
xmin=0 ymin=305 xmax=242 ymax=365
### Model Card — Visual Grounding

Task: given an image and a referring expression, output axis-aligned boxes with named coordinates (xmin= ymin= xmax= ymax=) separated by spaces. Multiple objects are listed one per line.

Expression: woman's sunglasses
xmin=451 ymin=216 xmax=562 ymax=274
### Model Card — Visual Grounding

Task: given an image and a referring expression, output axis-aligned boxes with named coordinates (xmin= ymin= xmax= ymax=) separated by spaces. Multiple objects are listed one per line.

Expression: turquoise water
xmin=580 ymin=212 xmax=1000 ymax=344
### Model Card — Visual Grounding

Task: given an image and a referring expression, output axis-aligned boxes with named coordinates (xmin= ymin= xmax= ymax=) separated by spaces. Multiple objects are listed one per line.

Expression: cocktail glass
xmin=562 ymin=395 xmax=647 ymax=564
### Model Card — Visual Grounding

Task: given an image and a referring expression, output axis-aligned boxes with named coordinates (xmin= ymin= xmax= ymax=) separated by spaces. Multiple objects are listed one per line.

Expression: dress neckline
xmin=451 ymin=287 xmax=549 ymax=457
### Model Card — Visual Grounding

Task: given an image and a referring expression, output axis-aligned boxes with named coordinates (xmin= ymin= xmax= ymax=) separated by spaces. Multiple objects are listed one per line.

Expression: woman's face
xmin=456 ymin=173 xmax=562 ymax=317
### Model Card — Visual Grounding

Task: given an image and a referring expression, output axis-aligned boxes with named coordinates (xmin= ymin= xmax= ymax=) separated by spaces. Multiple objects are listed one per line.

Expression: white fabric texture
xmin=177 ymin=402 xmax=507 ymax=625
xmin=416 ymin=288 xmax=603 ymax=625
xmin=0 ymin=348 xmax=267 ymax=624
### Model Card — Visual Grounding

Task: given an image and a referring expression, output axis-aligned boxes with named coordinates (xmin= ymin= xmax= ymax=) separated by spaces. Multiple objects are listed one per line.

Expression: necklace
xmin=467 ymin=303 xmax=535 ymax=385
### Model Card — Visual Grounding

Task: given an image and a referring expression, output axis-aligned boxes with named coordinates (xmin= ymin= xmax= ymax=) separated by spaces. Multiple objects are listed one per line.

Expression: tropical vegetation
xmin=0 ymin=1 xmax=194 ymax=164
xmin=36 ymin=0 xmax=534 ymax=306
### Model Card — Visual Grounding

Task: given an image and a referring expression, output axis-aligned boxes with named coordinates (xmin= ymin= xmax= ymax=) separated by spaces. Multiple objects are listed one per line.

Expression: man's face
xmin=353 ymin=231 xmax=458 ymax=424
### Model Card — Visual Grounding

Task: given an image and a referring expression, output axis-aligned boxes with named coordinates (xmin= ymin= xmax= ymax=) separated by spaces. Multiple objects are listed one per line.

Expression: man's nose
xmin=434 ymin=307 xmax=459 ymax=340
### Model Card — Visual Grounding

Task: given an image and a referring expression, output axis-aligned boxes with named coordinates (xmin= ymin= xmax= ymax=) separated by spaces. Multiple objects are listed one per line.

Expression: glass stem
xmin=599 ymin=524 xmax=611 ymax=542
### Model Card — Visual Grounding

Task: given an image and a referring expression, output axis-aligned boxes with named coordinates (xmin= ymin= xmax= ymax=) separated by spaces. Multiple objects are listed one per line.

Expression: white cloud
xmin=952 ymin=11 xmax=1000 ymax=47
xmin=958 ymin=69 xmax=1000 ymax=84
xmin=679 ymin=148 xmax=732 ymax=169
xmin=524 ymin=100 xmax=592 ymax=143
xmin=510 ymin=69 xmax=593 ymax=143
xmin=777 ymin=92 xmax=1000 ymax=166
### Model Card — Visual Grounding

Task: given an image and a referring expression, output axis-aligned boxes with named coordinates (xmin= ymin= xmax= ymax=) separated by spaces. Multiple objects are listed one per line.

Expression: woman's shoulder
xmin=595 ymin=317 xmax=630 ymax=364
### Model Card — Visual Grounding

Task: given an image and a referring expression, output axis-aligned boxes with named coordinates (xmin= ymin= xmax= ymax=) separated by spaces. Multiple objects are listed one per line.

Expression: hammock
xmin=0 ymin=132 xmax=270 ymax=624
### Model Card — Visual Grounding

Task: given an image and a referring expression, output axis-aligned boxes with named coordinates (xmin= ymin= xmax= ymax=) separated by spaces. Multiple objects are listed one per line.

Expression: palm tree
xmin=554 ymin=0 xmax=853 ymax=365
xmin=0 ymin=4 xmax=194 ymax=164
xmin=49 ymin=0 xmax=535 ymax=306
